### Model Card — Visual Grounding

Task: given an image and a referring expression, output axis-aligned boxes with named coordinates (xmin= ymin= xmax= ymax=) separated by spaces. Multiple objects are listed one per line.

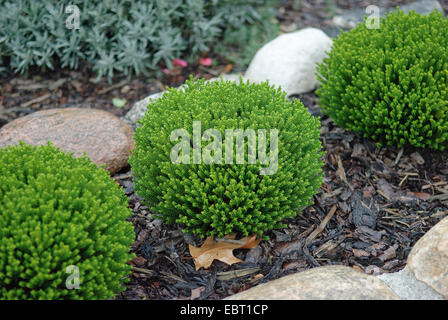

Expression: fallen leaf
xmin=189 ymin=235 xmax=261 ymax=270
xmin=199 ymin=57 xmax=212 ymax=66
xmin=112 ymin=97 xmax=127 ymax=108
xmin=239 ymin=235 xmax=261 ymax=249
xmin=173 ymin=58 xmax=188 ymax=68
xmin=224 ymin=64 xmax=233 ymax=73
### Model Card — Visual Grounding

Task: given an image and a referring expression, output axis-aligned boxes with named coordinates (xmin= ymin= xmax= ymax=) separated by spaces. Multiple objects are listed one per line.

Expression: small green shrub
xmin=130 ymin=78 xmax=324 ymax=238
xmin=0 ymin=143 xmax=135 ymax=300
xmin=317 ymin=10 xmax=448 ymax=150
xmin=0 ymin=0 xmax=279 ymax=79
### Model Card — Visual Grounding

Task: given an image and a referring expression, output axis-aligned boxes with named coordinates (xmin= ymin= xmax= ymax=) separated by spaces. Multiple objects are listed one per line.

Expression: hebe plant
xmin=0 ymin=143 xmax=135 ymax=300
xmin=0 ymin=0 xmax=278 ymax=79
xmin=317 ymin=10 xmax=448 ymax=150
xmin=130 ymin=78 xmax=324 ymax=238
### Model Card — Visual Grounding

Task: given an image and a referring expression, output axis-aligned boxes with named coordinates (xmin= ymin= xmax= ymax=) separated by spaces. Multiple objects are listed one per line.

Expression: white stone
xmin=244 ymin=28 xmax=333 ymax=96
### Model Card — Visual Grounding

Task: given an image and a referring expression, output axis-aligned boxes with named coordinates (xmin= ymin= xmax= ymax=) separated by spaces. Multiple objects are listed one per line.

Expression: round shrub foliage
xmin=0 ymin=143 xmax=135 ymax=300
xmin=317 ymin=10 xmax=448 ymax=150
xmin=130 ymin=78 xmax=324 ymax=238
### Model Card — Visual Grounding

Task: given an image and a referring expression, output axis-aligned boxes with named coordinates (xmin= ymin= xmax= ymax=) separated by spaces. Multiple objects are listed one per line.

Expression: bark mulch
xmin=114 ymin=92 xmax=448 ymax=299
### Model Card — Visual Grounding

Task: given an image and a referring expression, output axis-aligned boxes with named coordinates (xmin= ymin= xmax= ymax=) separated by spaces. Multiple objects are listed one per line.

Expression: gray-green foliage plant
xmin=317 ymin=10 xmax=448 ymax=150
xmin=0 ymin=0 xmax=278 ymax=80
xmin=214 ymin=1 xmax=280 ymax=67
xmin=130 ymin=78 xmax=324 ymax=238
xmin=0 ymin=142 xmax=135 ymax=300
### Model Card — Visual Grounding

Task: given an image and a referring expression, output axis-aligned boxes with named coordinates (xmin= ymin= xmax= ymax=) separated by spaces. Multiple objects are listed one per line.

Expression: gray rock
xmin=332 ymin=7 xmax=387 ymax=29
xmin=377 ymin=266 xmax=444 ymax=300
xmin=400 ymin=0 xmax=443 ymax=15
xmin=321 ymin=25 xmax=345 ymax=39
xmin=225 ymin=265 xmax=398 ymax=300
xmin=121 ymin=91 xmax=164 ymax=128
xmin=244 ymin=28 xmax=333 ymax=96
xmin=332 ymin=0 xmax=443 ymax=29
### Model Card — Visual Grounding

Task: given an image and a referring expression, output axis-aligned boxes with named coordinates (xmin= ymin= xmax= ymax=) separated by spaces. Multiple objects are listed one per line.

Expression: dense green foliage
xmin=316 ymin=10 xmax=448 ymax=150
xmin=0 ymin=0 xmax=279 ymax=79
xmin=0 ymin=143 xmax=135 ymax=300
xmin=130 ymin=78 xmax=324 ymax=238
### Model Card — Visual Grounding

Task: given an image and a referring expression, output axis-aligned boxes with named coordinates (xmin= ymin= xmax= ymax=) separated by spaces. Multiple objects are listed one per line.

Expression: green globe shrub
xmin=0 ymin=143 xmax=135 ymax=300
xmin=130 ymin=78 xmax=324 ymax=238
xmin=316 ymin=9 xmax=448 ymax=150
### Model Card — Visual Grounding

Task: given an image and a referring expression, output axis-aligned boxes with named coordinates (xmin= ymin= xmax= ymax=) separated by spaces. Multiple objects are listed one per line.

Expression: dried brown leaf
xmin=189 ymin=235 xmax=261 ymax=270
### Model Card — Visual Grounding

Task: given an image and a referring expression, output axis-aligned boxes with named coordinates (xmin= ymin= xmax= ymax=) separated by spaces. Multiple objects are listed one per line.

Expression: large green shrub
xmin=0 ymin=143 xmax=135 ymax=300
xmin=130 ymin=78 xmax=324 ymax=238
xmin=316 ymin=10 xmax=448 ymax=150
xmin=0 ymin=0 xmax=279 ymax=79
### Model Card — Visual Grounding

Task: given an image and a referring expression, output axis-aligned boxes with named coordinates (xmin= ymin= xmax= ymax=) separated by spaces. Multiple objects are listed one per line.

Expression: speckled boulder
xmin=407 ymin=216 xmax=448 ymax=299
xmin=0 ymin=108 xmax=134 ymax=174
xmin=225 ymin=265 xmax=399 ymax=300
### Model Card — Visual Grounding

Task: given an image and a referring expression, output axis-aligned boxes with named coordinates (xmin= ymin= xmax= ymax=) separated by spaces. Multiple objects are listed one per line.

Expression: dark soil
xmin=1 ymin=0 xmax=447 ymax=301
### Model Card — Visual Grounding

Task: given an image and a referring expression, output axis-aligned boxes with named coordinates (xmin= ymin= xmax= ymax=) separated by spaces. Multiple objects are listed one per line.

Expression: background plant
xmin=0 ymin=0 xmax=280 ymax=80
xmin=317 ymin=10 xmax=448 ymax=150
xmin=214 ymin=1 xmax=279 ymax=67
xmin=130 ymin=78 xmax=324 ymax=238
xmin=0 ymin=142 xmax=135 ymax=300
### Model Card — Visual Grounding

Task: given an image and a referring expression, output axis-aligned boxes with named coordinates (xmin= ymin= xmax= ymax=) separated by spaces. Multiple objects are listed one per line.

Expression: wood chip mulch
xmin=113 ymin=90 xmax=448 ymax=300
